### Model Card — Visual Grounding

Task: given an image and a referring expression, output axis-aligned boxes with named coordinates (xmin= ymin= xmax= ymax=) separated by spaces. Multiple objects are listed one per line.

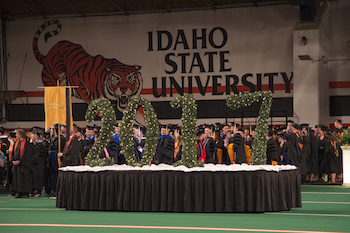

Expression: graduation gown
xmin=174 ymin=140 xmax=182 ymax=162
xmin=203 ymin=137 xmax=215 ymax=163
xmin=325 ymin=140 xmax=342 ymax=174
xmin=214 ymin=139 xmax=224 ymax=164
xmin=153 ymin=135 xmax=174 ymax=165
xmin=100 ymin=137 xmax=118 ymax=160
xmin=266 ymin=138 xmax=279 ymax=164
xmin=317 ymin=134 xmax=326 ymax=174
xmin=285 ymin=133 xmax=303 ymax=173
xmin=81 ymin=137 xmax=95 ymax=161
xmin=229 ymin=133 xmax=246 ymax=164
xmin=12 ymin=139 xmax=34 ymax=194
xmin=305 ymin=135 xmax=319 ymax=174
xmin=134 ymin=137 xmax=145 ymax=162
xmin=61 ymin=135 xmax=80 ymax=167
xmin=32 ymin=142 xmax=46 ymax=191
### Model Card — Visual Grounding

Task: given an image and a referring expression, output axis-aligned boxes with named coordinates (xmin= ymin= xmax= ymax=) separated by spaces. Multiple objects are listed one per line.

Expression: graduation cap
xmin=215 ymin=122 xmax=222 ymax=127
xmin=93 ymin=124 xmax=101 ymax=131
xmin=214 ymin=125 xmax=222 ymax=132
xmin=73 ymin=124 xmax=82 ymax=133
xmin=277 ymin=131 xmax=287 ymax=138
xmin=0 ymin=127 xmax=5 ymax=133
xmin=197 ymin=124 xmax=205 ymax=131
xmin=336 ymin=119 xmax=342 ymax=124
xmin=197 ymin=130 xmax=204 ymax=136
xmin=300 ymin=123 xmax=309 ymax=129
xmin=315 ymin=124 xmax=328 ymax=131
xmin=30 ymin=126 xmax=44 ymax=136
xmin=237 ymin=128 xmax=244 ymax=132
xmin=86 ymin=125 xmax=95 ymax=130
xmin=173 ymin=125 xmax=182 ymax=135
xmin=274 ymin=125 xmax=283 ymax=133
xmin=8 ymin=131 xmax=16 ymax=138
xmin=268 ymin=130 xmax=275 ymax=137
xmin=292 ymin=123 xmax=301 ymax=130
xmin=286 ymin=120 xmax=294 ymax=124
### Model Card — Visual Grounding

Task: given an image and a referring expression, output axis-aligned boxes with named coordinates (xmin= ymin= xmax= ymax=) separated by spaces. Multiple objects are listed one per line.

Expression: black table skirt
xmin=56 ymin=169 xmax=302 ymax=212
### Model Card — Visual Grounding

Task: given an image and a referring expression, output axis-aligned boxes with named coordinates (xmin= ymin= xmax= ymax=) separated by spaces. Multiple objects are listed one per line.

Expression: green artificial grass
xmin=0 ymin=185 xmax=349 ymax=233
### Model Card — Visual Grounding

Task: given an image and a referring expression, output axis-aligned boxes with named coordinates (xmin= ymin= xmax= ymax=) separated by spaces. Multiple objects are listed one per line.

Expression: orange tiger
xmin=33 ymin=20 xmax=142 ymax=112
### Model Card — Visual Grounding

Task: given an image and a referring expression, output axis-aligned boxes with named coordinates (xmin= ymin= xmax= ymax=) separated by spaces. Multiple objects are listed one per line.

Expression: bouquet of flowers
xmin=337 ymin=127 xmax=350 ymax=146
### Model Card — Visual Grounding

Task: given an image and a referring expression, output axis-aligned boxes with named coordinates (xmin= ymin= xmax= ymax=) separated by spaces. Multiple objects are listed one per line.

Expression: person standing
xmin=30 ymin=127 xmax=46 ymax=197
xmin=174 ymin=128 xmax=182 ymax=162
xmin=57 ymin=129 xmax=80 ymax=167
xmin=11 ymin=129 xmax=34 ymax=198
xmin=228 ymin=129 xmax=246 ymax=164
xmin=203 ymin=127 xmax=215 ymax=163
xmin=213 ymin=131 xmax=224 ymax=164
xmin=325 ymin=131 xmax=342 ymax=183
xmin=153 ymin=125 xmax=174 ymax=165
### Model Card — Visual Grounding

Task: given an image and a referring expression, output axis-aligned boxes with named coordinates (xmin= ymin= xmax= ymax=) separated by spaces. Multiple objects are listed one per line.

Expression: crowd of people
xmin=0 ymin=119 xmax=346 ymax=198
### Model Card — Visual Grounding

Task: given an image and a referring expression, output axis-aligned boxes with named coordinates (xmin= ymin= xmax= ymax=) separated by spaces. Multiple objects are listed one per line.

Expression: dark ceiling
xmin=1 ymin=0 xmax=291 ymax=19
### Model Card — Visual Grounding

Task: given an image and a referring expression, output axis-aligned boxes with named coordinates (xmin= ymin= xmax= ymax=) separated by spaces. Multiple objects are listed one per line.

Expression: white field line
xmin=265 ymin=212 xmax=350 ymax=217
xmin=0 ymin=223 xmax=344 ymax=233
xmin=302 ymin=201 xmax=350 ymax=204
xmin=301 ymin=192 xmax=350 ymax=195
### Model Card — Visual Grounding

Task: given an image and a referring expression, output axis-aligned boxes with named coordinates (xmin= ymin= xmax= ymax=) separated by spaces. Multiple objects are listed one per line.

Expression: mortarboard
xmin=9 ymin=131 xmax=16 ymax=138
xmin=300 ymin=123 xmax=309 ymax=129
xmin=30 ymin=126 xmax=44 ymax=136
xmin=292 ymin=123 xmax=301 ymax=130
xmin=86 ymin=125 xmax=95 ymax=130
xmin=197 ymin=130 xmax=204 ymax=136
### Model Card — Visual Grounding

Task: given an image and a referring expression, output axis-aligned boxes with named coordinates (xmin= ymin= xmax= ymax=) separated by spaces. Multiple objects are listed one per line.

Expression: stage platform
xmin=56 ymin=164 xmax=302 ymax=213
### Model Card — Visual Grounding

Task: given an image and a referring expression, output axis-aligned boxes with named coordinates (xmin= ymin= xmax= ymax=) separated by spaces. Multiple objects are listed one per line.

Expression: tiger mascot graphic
xmin=33 ymin=20 xmax=142 ymax=112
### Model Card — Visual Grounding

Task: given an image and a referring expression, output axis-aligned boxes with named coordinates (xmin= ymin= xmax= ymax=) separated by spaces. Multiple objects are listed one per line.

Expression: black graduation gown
xmin=32 ymin=142 xmax=46 ymax=192
xmin=12 ymin=139 xmax=34 ymax=194
xmin=153 ymin=136 xmax=174 ymax=165
xmin=215 ymin=139 xmax=225 ymax=164
xmin=325 ymin=140 xmax=342 ymax=174
xmin=134 ymin=137 xmax=145 ymax=162
xmin=100 ymin=137 xmax=118 ymax=160
xmin=279 ymin=141 xmax=289 ymax=165
xmin=266 ymin=138 xmax=279 ymax=164
xmin=81 ymin=138 xmax=95 ymax=161
xmin=317 ymin=135 xmax=326 ymax=174
xmin=305 ymin=135 xmax=319 ymax=174
xmin=285 ymin=133 xmax=302 ymax=173
xmin=203 ymin=137 xmax=215 ymax=163
xmin=229 ymin=133 xmax=246 ymax=164
xmin=61 ymin=136 xmax=80 ymax=167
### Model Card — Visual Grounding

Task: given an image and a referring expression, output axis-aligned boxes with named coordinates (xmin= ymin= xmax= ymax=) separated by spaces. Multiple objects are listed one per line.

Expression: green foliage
xmin=120 ymin=96 xmax=159 ymax=166
xmin=85 ymin=98 xmax=116 ymax=166
xmin=226 ymin=91 xmax=273 ymax=165
xmin=337 ymin=128 xmax=350 ymax=146
xmin=171 ymin=94 xmax=204 ymax=168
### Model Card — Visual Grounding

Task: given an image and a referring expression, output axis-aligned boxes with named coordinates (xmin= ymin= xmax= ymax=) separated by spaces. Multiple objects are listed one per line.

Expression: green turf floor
xmin=1 ymin=185 xmax=349 ymax=233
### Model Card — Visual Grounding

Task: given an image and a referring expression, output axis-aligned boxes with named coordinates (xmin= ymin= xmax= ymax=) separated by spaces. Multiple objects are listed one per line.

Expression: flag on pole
xmin=44 ymin=86 xmax=73 ymax=131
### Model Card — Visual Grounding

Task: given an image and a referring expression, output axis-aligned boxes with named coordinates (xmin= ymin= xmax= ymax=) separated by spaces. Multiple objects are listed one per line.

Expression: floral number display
xmin=171 ymin=93 xmax=204 ymax=168
xmin=85 ymin=98 xmax=116 ymax=166
xmin=226 ymin=91 xmax=273 ymax=165
xmin=120 ymin=96 xmax=159 ymax=166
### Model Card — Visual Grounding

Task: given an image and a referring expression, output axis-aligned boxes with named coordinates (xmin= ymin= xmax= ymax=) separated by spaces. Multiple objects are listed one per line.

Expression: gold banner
xmin=44 ymin=87 xmax=73 ymax=131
